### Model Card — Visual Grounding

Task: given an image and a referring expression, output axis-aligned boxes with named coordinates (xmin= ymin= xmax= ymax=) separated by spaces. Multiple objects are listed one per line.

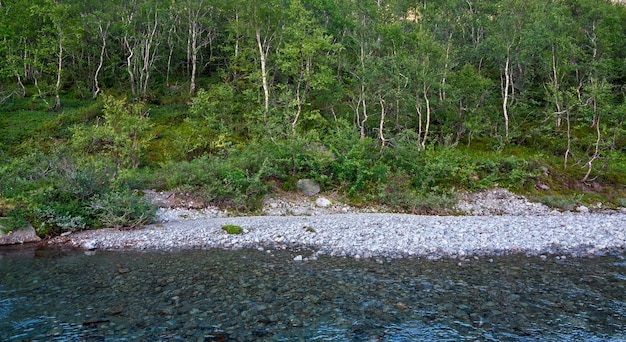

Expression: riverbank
xmin=49 ymin=213 xmax=626 ymax=259
xmin=45 ymin=188 xmax=626 ymax=259
xmin=48 ymin=212 xmax=626 ymax=259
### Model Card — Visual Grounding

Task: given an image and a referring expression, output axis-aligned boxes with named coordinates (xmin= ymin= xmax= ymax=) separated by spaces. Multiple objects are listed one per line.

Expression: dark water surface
xmin=1 ymin=245 xmax=626 ymax=341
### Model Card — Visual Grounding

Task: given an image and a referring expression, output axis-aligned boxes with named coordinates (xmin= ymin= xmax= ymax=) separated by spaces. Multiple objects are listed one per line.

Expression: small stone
xmin=118 ymin=268 xmax=131 ymax=274
xmin=536 ymin=183 xmax=550 ymax=191
xmin=315 ymin=196 xmax=332 ymax=207
xmin=105 ymin=307 xmax=124 ymax=316
xmin=83 ymin=240 xmax=97 ymax=250
xmin=576 ymin=205 xmax=590 ymax=213
xmin=395 ymin=302 xmax=408 ymax=310
xmin=290 ymin=318 xmax=303 ymax=327
xmin=293 ymin=255 xmax=303 ymax=261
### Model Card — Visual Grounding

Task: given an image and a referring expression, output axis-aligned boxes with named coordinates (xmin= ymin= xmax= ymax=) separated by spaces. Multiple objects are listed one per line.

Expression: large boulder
xmin=0 ymin=225 xmax=41 ymax=245
xmin=296 ymin=179 xmax=320 ymax=196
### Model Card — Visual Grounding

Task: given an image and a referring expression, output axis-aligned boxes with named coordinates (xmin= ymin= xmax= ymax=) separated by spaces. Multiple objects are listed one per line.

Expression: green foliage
xmin=536 ymin=194 xmax=583 ymax=211
xmin=0 ymin=202 xmax=30 ymax=233
xmin=72 ymin=95 xmax=154 ymax=169
xmin=221 ymin=224 xmax=243 ymax=235
xmin=0 ymin=0 xmax=625 ymax=231
xmin=157 ymin=150 xmax=274 ymax=211
xmin=89 ymin=189 xmax=156 ymax=229
xmin=0 ymin=145 xmax=157 ymax=236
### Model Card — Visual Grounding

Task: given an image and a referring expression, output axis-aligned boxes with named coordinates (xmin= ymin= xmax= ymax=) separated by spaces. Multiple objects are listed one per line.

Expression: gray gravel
xmin=45 ymin=188 xmax=626 ymax=258
xmin=52 ymin=212 xmax=626 ymax=259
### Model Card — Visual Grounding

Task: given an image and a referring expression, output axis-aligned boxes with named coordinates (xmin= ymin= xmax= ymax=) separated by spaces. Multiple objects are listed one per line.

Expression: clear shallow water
xmin=1 ymin=245 xmax=626 ymax=341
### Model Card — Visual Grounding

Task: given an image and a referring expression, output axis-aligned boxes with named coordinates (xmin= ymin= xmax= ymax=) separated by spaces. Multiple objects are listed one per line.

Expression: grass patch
xmin=222 ymin=224 xmax=243 ymax=234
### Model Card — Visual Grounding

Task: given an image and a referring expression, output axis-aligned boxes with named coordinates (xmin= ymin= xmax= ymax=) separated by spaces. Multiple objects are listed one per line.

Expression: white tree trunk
xmin=256 ymin=28 xmax=270 ymax=118
xmin=54 ymin=33 xmax=63 ymax=109
xmin=378 ymin=95 xmax=386 ymax=146
xmin=190 ymin=21 xmax=198 ymax=95
xmin=501 ymin=56 xmax=511 ymax=138
xmin=124 ymin=37 xmax=137 ymax=98
xmin=93 ymin=22 xmax=108 ymax=99
xmin=421 ymin=83 xmax=431 ymax=148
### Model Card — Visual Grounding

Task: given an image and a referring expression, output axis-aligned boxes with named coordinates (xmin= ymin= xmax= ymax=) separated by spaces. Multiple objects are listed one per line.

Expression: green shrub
xmin=222 ymin=224 xmax=243 ymax=234
xmin=0 ymin=204 xmax=30 ymax=233
xmin=71 ymin=94 xmax=154 ymax=169
xmin=537 ymin=194 xmax=583 ymax=211
xmin=89 ymin=189 xmax=157 ymax=229
xmin=32 ymin=206 xmax=87 ymax=235
xmin=200 ymin=159 xmax=270 ymax=211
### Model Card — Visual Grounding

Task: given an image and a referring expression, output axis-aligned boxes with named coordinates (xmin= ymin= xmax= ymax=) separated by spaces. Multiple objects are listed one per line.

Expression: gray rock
xmin=0 ymin=225 xmax=41 ymax=245
xmin=537 ymin=183 xmax=550 ymax=191
xmin=296 ymin=179 xmax=320 ymax=196
xmin=315 ymin=197 xmax=332 ymax=207
xmin=576 ymin=205 xmax=590 ymax=213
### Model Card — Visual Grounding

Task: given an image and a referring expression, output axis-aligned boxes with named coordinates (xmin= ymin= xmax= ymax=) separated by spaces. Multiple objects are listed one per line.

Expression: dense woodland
xmin=0 ymin=0 xmax=625 ymax=236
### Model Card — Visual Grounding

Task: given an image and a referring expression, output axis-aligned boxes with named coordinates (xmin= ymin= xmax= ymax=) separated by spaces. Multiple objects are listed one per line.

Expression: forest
xmin=0 ymin=0 xmax=625 ymax=236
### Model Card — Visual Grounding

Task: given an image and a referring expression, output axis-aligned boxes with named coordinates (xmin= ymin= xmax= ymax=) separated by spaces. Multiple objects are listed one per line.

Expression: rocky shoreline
xmin=41 ymin=188 xmax=626 ymax=259
xmin=48 ymin=212 xmax=626 ymax=260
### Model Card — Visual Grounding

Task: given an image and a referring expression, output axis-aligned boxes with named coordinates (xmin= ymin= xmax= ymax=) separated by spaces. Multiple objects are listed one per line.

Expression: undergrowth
xmin=1 ymin=96 xmax=625 ymax=238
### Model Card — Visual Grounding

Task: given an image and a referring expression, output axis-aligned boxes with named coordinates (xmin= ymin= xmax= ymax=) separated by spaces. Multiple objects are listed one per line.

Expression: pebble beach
xmin=48 ymin=188 xmax=626 ymax=259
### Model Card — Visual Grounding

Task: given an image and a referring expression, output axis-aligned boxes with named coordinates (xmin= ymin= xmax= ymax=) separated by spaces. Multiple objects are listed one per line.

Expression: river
xmin=1 ymin=245 xmax=625 ymax=341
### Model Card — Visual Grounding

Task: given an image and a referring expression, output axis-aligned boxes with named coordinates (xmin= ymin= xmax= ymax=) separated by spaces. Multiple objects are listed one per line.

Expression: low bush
xmin=536 ymin=194 xmax=583 ymax=211
xmin=89 ymin=189 xmax=157 ymax=229
xmin=222 ymin=224 xmax=243 ymax=234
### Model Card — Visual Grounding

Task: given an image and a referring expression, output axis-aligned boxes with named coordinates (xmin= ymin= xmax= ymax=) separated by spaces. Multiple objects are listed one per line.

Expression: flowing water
xmin=1 ymin=244 xmax=626 ymax=341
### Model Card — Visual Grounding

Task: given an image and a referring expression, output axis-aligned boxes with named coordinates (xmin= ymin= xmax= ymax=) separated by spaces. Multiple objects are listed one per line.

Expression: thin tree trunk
xmin=564 ymin=109 xmax=571 ymax=169
xmin=582 ymin=111 xmax=601 ymax=182
xmin=190 ymin=21 xmax=198 ymax=94
xmin=378 ymin=95 xmax=386 ymax=147
xmin=358 ymin=42 xmax=367 ymax=139
xmin=234 ymin=10 xmax=240 ymax=58
xmin=550 ymin=45 xmax=562 ymax=127
xmin=256 ymin=27 xmax=270 ymax=119
xmin=501 ymin=55 xmax=511 ymax=138
xmin=166 ymin=31 xmax=174 ymax=87
xmin=440 ymin=32 xmax=453 ymax=101
xmin=292 ymin=79 xmax=302 ymax=134
xmin=93 ymin=22 xmax=108 ymax=99
xmin=124 ymin=37 xmax=136 ymax=98
xmin=16 ymin=71 xmax=26 ymax=97
xmin=143 ymin=12 xmax=158 ymax=99
xmin=54 ymin=33 xmax=63 ymax=109
xmin=421 ymin=83 xmax=431 ymax=148
xmin=360 ymin=82 xmax=368 ymax=139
